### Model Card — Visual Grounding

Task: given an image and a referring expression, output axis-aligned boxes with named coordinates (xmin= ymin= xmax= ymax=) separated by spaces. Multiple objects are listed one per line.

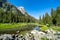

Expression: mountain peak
xmin=18 ymin=6 xmax=26 ymax=14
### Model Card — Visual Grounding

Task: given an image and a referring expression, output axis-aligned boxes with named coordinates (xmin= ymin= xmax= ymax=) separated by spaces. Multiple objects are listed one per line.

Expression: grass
xmin=0 ymin=23 xmax=60 ymax=34
xmin=40 ymin=25 xmax=60 ymax=31
xmin=0 ymin=23 xmax=27 ymax=30
xmin=41 ymin=38 xmax=49 ymax=40
xmin=0 ymin=23 xmax=40 ymax=30
xmin=52 ymin=26 xmax=60 ymax=31
xmin=20 ymin=31 xmax=30 ymax=35
xmin=41 ymin=25 xmax=49 ymax=31
xmin=0 ymin=23 xmax=37 ymax=34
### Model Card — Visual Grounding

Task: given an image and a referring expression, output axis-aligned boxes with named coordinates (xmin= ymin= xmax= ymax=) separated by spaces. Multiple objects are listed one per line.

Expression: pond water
xmin=33 ymin=26 xmax=40 ymax=31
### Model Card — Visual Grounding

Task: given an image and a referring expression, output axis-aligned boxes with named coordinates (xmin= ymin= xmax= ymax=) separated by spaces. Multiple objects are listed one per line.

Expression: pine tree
xmin=56 ymin=7 xmax=60 ymax=24
xmin=39 ymin=16 xmax=41 ymax=24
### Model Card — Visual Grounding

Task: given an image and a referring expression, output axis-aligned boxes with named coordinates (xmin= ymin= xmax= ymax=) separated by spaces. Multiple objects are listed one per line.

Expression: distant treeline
xmin=39 ymin=7 xmax=60 ymax=26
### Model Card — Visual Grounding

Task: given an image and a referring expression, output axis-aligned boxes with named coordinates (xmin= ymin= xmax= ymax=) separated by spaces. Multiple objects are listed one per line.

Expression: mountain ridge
xmin=0 ymin=2 xmax=37 ymax=23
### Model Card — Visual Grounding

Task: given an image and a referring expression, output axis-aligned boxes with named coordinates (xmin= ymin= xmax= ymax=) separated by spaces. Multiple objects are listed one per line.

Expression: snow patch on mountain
xmin=18 ymin=6 xmax=26 ymax=14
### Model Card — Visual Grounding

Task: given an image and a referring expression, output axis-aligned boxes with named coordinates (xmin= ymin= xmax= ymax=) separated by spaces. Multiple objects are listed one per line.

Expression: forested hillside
xmin=0 ymin=2 xmax=37 ymax=23
xmin=39 ymin=7 xmax=60 ymax=26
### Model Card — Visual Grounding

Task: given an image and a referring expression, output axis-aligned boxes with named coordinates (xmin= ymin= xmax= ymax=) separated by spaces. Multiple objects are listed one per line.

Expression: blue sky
xmin=8 ymin=0 xmax=60 ymax=19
